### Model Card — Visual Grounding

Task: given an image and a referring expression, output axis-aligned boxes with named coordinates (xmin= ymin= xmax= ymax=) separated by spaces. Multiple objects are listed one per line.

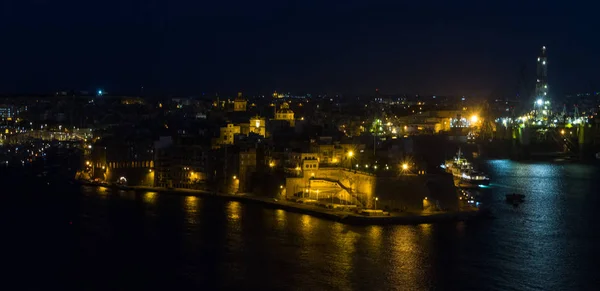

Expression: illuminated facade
xmin=274 ymin=102 xmax=295 ymax=127
xmin=238 ymin=148 xmax=258 ymax=192
xmin=0 ymin=106 xmax=13 ymax=120
xmin=233 ymin=92 xmax=247 ymax=112
xmin=248 ymin=116 xmax=266 ymax=137
xmin=0 ymin=104 xmax=25 ymax=121
xmin=154 ymin=136 xmax=208 ymax=189
xmin=216 ymin=123 xmax=241 ymax=147
xmin=213 ymin=116 xmax=268 ymax=148
xmin=91 ymin=138 xmax=155 ymax=186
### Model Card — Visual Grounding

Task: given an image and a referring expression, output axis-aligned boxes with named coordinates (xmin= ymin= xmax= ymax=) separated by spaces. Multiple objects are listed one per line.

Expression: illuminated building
xmin=233 ymin=92 xmax=247 ymax=112
xmin=213 ymin=123 xmax=241 ymax=148
xmin=0 ymin=106 xmax=13 ymax=120
xmin=91 ymin=137 xmax=155 ymax=186
xmin=246 ymin=116 xmax=266 ymax=137
xmin=238 ymin=148 xmax=258 ymax=192
xmin=154 ymin=136 xmax=209 ymax=189
xmin=308 ymin=142 xmax=348 ymax=165
xmin=213 ymin=116 xmax=267 ymax=148
xmin=0 ymin=104 xmax=25 ymax=121
xmin=274 ymin=102 xmax=295 ymax=127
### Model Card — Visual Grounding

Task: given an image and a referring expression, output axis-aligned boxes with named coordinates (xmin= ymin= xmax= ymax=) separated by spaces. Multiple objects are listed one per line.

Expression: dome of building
xmin=278 ymin=102 xmax=293 ymax=113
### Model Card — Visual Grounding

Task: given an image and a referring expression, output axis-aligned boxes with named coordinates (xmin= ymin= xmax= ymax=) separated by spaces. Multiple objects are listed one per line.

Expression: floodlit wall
xmin=285 ymin=167 xmax=456 ymax=211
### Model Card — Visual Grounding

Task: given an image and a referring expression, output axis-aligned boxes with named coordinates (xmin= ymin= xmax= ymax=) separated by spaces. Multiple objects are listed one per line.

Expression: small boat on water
xmin=506 ymin=193 xmax=525 ymax=204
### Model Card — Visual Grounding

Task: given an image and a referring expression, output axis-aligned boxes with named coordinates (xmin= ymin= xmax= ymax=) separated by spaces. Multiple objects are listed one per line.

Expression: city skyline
xmin=1 ymin=1 xmax=599 ymax=97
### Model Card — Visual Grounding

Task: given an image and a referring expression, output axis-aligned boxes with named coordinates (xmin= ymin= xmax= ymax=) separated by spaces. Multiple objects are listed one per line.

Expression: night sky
xmin=1 ymin=1 xmax=599 ymax=97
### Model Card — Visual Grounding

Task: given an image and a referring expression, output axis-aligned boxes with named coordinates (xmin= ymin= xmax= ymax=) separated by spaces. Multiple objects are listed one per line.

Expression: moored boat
xmin=444 ymin=148 xmax=490 ymax=188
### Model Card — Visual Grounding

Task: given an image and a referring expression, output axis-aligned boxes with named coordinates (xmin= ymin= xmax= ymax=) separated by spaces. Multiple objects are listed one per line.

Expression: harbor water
xmin=2 ymin=160 xmax=600 ymax=290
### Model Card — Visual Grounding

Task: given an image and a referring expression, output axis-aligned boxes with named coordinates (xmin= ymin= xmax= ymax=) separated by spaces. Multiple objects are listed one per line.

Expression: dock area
xmin=82 ymin=182 xmax=488 ymax=225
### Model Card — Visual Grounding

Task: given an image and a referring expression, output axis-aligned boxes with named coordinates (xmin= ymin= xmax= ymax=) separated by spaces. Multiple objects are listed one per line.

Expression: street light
xmin=402 ymin=163 xmax=409 ymax=170
xmin=470 ymin=115 xmax=479 ymax=123
xmin=374 ymin=197 xmax=379 ymax=210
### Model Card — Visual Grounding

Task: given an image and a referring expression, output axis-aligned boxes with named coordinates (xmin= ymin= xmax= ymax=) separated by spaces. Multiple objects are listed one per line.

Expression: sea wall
xmin=100 ymin=167 xmax=154 ymax=187
xmin=285 ymin=167 xmax=457 ymax=212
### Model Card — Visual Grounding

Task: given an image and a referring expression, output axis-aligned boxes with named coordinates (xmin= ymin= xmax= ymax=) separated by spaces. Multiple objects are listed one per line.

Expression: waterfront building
xmin=153 ymin=136 xmax=210 ymax=189
xmin=91 ymin=136 xmax=155 ymax=186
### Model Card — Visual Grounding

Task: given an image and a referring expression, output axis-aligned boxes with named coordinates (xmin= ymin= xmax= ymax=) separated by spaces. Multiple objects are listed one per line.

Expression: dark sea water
xmin=2 ymin=160 xmax=600 ymax=290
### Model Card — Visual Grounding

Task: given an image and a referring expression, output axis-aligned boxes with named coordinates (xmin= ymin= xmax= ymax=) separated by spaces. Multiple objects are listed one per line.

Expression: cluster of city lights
xmin=449 ymin=115 xmax=479 ymax=128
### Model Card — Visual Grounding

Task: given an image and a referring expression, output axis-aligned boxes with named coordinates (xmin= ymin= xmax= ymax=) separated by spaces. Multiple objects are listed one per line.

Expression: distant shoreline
xmin=81 ymin=182 xmax=488 ymax=226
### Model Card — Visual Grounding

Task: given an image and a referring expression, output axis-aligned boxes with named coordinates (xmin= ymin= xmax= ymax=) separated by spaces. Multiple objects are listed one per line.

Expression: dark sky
xmin=1 ymin=1 xmax=599 ymax=97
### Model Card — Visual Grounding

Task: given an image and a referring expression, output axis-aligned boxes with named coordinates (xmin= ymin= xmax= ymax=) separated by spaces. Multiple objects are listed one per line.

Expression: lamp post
xmin=347 ymin=151 xmax=354 ymax=169
xmin=374 ymin=197 xmax=378 ymax=210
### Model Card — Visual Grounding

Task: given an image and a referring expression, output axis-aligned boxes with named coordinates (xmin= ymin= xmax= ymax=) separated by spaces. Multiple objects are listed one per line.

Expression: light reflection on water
xmin=143 ymin=191 xmax=158 ymax=204
xmin=389 ymin=226 xmax=423 ymax=290
xmin=72 ymin=160 xmax=600 ymax=290
xmin=96 ymin=186 xmax=109 ymax=199
xmin=274 ymin=209 xmax=286 ymax=230
xmin=227 ymin=201 xmax=241 ymax=221
xmin=184 ymin=196 xmax=199 ymax=225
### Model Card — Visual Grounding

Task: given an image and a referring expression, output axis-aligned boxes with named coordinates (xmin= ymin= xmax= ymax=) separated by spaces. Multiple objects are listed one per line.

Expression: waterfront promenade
xmin=84 ymin=183 xmax=486 ymax=225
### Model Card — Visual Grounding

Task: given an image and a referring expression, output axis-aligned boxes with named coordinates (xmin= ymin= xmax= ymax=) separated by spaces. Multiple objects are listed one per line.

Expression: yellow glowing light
xmin=185 ymin=196 xmax=197 ymax=211
xmin=144 ymin=192 xmax=157 ymax=204
xmin=470 ymin=115 xmax=479 ymax=123
xmin=280 ymin=185 xmax=283 ymax=189
xmin=233 ymin=175 xmax=237 ymax=180
xmin=269 ymin=161 xmax=275 ymax=168
xmin=332 ymin=158 xmax=338 ymax=163
xmin=560 ymin=129 xmax=565 ymax=135
xmin=402 ymin=163 xmax=409 ymax=170
xmin=347 ymin=151 xmax=354 ymax=158
xmin=149 ymin=169 xmax=153 ymax=173
xmin=159 ymin=103 xmax=163 ymax=108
